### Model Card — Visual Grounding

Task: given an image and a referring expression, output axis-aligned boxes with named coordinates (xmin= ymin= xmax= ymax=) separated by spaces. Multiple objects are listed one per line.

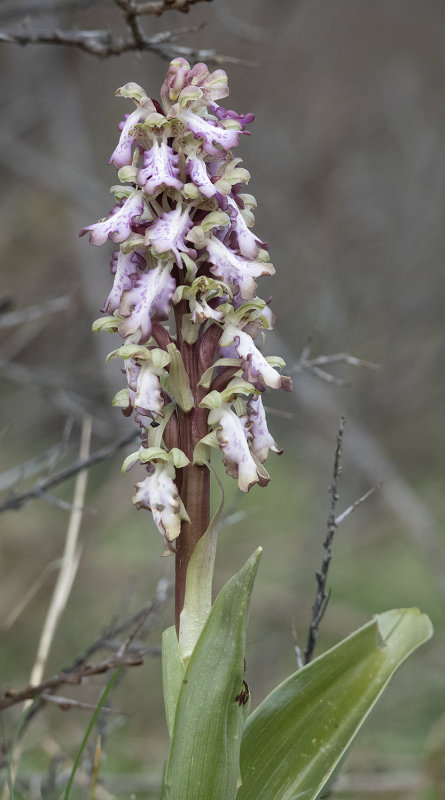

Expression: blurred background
xmin=1 ymin=0 xmax=444 ymax=797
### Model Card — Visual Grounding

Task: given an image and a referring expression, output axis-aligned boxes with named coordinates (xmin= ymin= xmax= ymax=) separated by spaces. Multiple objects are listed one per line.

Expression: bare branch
xmin=40 ymin=693 xmax=121 ymax=713
xmin=0 ymin=427 xmax=73 ymax=493
xmin=0 ymin=0 xmax=211 ymax=21
xmin=0 ymin=24 xmax=249 ymax=63
xmin=303 ymin=353 xmax=380 ymax=370
xmin=0 ymin=0 xmax=252 ymax=64
xmin=133 ymin=0 xmax=214 ymax=15
xmin=7 ymin=419 xmax=92 ymax=791
xmin=0 ymin=429 xmax=138 ymax=514
xmin=0 ymin=579 xmax=170 ymax=713
xmin=304 ymin=417 xmax=345 ymax=665
xmin=292 ymin=341 xmax=380 ymax=386
xmin=335 ymin=484 xmax=380 ymax=526
xmin=0 ymin=296 xmax=70 ymax=330
xmin=0 ymin=653 xmax=145 ymax=712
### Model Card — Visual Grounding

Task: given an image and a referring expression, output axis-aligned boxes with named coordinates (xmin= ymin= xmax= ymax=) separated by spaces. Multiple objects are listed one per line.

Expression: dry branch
xmin=304 ymin=417 xmax=345 ymax=664
xmin=0 ymin=0 xmax=212 ymax=20
xmin=0 ymin=653 xmax=145 ymax=713
xmin=0 ymin=430 xmax=138 ymax=514
xmin=0 ymin=0 xmax=251 ymax=64
xmin=0 ymin=578 xmax=169 ymax=714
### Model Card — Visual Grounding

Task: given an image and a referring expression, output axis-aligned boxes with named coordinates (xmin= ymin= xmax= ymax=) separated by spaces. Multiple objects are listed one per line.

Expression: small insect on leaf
xmin=235 ymin=680 xmax=249 ymax=707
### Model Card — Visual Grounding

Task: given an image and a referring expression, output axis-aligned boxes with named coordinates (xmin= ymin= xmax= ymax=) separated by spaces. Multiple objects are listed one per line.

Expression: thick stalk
xmin=174 ymin=303 xmax=212 ymax=633
xmin=175 ymin=460 xmax=210 ymax=633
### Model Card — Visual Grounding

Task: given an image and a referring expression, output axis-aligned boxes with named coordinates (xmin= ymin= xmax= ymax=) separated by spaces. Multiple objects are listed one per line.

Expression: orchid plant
xmin=81 ymin=59 xmax=432 ymax=800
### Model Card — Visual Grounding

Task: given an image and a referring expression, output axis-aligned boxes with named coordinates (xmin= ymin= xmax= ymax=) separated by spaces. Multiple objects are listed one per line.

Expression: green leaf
xmin=238 ymin=608 xmax=432 ymax=800
xmin=106 ymin=343 xmax=151 ymax=361
xmin=121 ymin=450 xmax=141 ymax=474
xmin=111 ymin=388 xmax=130 ymax=408
xmin=199 ymin=358 xmax=242 ymax=389
xmin=170 ymin=447 xmax=190 ymax=469
xmin=192 ymin=430 xmax=219 ymax=466
xmin=147 ymin=402 xmax=176 ymax=449
xmin=165 ymin=343 xmax=194 ymax=413
xmin=179 ymin=472 xmax=224 ymax=664
xmin=92 ymin=315 xmax=121 ymax=334
xmin=199 ymin=389 xmax=223 ymax=409
xmin=165 ymin=548 xmax=262 ymax=800
xmin=162 ymin=626 xmax=186 ymax=740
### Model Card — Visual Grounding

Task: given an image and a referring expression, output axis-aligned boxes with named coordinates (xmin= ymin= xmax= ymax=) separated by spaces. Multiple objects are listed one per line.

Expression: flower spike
xmin=82 ymin=58 xmax=291 ymax=554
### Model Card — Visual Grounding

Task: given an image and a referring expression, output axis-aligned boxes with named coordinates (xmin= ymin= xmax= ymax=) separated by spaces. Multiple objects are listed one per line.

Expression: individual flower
xmin=118 ymin=264 xmax=176 ymax=343
xmin=102 ymin=250 xmax=143 ymax=314
xmin=136 ymin=140 xmax=183 ymax=195
xmin=208 ymin=404 xmax=269 ymax=492
xmin=133 ymin=461 xmax=189 ymax=553
xmin=220 ymin=323 xmax=286 ymax=390
xmin=134 ymin=360 xmax=164 ymax=417
xmin=145 ymin=205 xmax=195 ymax=268
xmin=79 ymin=190 xmax=144 ymax=246
xmin=246 ymin=395 xmax=282 ymax=462
xmin=205 ymin=236 xmax=275 ymax=299
xmin=110 ymin=83 xmax=161 ymax=168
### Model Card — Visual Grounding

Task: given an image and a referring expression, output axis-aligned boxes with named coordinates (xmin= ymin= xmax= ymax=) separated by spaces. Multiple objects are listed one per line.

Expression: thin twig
xmin=292 ymin=344 xmax=380 ymax=387
xmin=0 ymin=653 xmax=145 ymax=713
xmin=0 ymin=296 xmax=70 ymax=329
xmin=0 ymin=0 xmax=211 ymax=18
xmin=0 ymin=27 xmax=251 ymax=64
xmin=0 ymin=429 xmax=138 ymax=514
xmin=0 ymin=0 xmax=250 ymax=67
xmin=263 ymin=405 xmax=294 ymax=420
xmin=89 ymin=735 xmax=102 ymax=800
xmin=1 ymin=559 xmax=63 ymax=631
xmin=5 ymin=419 xmax=92 ymax=798
xmin=29 ymin=417 xmax=92 ymax=687
xmin=40 ymin=694 xmax=121 ymax=714
xmin=0 ymin=579 xmax=170 ymax=713
xmin=68 ymin=577 xmax=170 ymax=670
xmin=304 ymin=417 xmax=345 ymax=665
xmin=335 ymin=484 xmax=380 ymax=526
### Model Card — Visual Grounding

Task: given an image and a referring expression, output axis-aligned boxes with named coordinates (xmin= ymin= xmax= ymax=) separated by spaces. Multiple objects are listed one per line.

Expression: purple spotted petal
xmin=226 ymin=197 xmax=265 ymax=259
xmin=102 ymin=250 xmax=143 ymax=313
xmin=137 ymin=140 xmax=183 ymax=196
xmin=109 ymin=109 xmax=145 ymax=169
xmin=209 ymin=102 xmax=254 ymax=130
xmin=206 ymin=236 xmax=275 ymax=299
xmin=208 ymin=406 xmax=269 ymax=492
xmin=181 ymin=111 xmax=243 ymax=156
xmin=246 ymin=395 xmax=281 ymax=462
xmin=118 ymin=265 xmax=176 ymax=343
xmin=221 ymin=326 xmax=282 ymax=389
xmin=79 ymin=191 xmax=144 ymax=246
xmin=134 ymin=361 xmax=164 ymax=416
xmin=145 ymin=205 xmax=195 ymax=268
xmin=133 ymin=462 xmax=183 ymax=546
xmin=186 ymin=156 xmax=217 ymax=198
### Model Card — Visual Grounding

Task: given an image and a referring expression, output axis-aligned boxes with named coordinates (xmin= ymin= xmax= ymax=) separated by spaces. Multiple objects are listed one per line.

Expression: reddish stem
xmin=174 ymin=304 xmax=220 ymax=633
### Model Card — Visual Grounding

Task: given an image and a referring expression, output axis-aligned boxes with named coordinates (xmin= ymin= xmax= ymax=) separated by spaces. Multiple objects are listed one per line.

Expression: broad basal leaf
xmin=165 ymin=548 xmax=262 ymax=800
xmin=238 ymin=608 xmax=432 ymax=800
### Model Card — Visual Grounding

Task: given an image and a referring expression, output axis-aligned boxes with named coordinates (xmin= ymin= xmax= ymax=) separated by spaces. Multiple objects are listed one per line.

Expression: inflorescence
xmin=81 ymin=58 xmax=291 ymax=554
